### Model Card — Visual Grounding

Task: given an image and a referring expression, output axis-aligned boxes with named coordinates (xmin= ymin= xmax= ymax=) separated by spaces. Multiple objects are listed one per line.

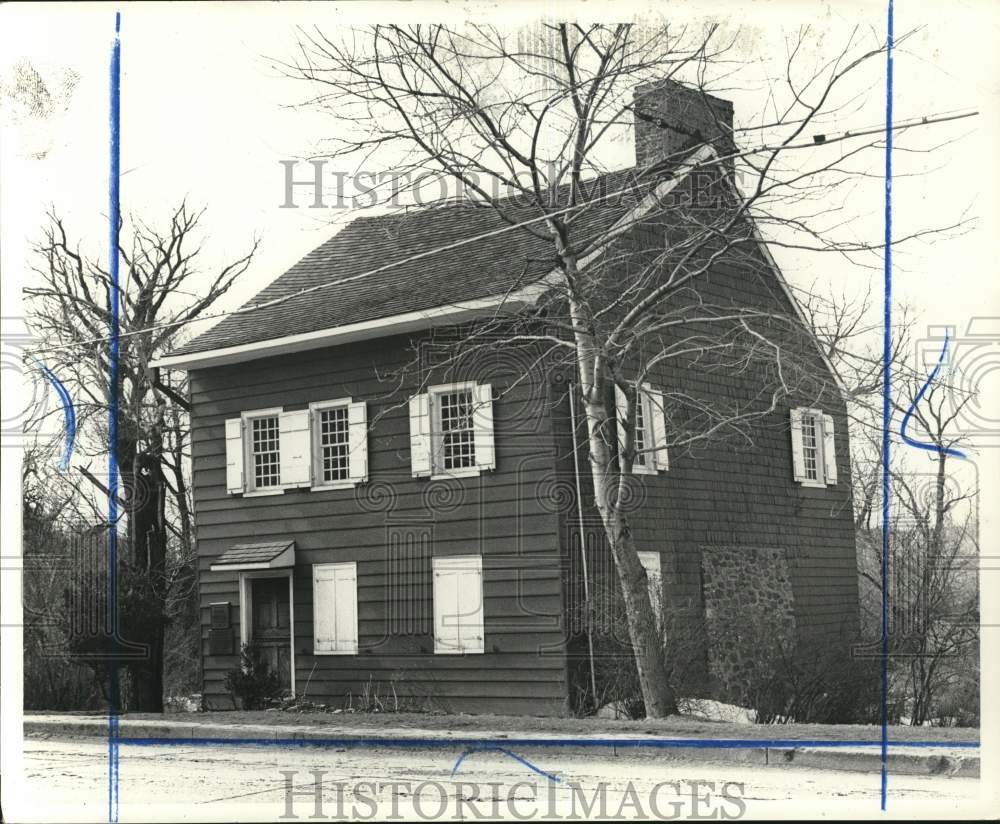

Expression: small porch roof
xmin=209 ymin=540 xmax=295 ymax=572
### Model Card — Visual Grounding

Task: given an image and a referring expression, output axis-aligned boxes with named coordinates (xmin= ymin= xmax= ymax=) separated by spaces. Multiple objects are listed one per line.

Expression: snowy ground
xmin=6 ymin=736 xmax=987 ymax=822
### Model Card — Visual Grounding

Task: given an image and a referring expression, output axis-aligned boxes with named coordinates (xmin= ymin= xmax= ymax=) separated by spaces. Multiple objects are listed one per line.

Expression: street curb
xmin=24 ymin=716 xmax=979 ymax=778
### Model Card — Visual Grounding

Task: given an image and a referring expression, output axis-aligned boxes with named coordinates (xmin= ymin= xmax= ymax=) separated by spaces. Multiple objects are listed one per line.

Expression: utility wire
xmin=26 ymin=108 xmax=978 ymax=360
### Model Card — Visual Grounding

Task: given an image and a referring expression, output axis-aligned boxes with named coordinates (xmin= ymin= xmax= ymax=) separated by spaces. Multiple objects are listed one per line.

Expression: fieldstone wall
xmin=701 ymin=546 xmax=797 ymax=703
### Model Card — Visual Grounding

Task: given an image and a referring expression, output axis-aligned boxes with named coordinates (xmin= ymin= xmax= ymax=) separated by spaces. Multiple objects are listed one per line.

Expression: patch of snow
xmin=678 ymin=697 xmax=756 ymax=724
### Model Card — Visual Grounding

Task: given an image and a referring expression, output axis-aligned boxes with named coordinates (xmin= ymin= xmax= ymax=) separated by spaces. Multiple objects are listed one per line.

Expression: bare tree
xmin=805 ymin=284 xmax=979 ymax=726
xmin=24 ymin=203 xmax=257 ymax=711
xmin=281 ymin=23 xmax=961 ymax=716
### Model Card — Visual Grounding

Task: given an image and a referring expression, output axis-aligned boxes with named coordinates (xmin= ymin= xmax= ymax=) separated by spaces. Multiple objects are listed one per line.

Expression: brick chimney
xmin=633 ymin=79 xmax=734 ymax=171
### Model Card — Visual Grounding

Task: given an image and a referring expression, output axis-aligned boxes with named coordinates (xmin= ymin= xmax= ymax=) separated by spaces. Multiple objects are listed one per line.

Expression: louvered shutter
xmin=646 ymin=386 xmax=670 ymax=471
xmin=789 ymin=408 xmax=806 ymax=482
xmin=472 ymin=383 xmax=495 ymax=470
xmin=279 ymin=409 xmax=312 ymax=488
xmin=225 ymin=418 xmax=244 ymax=494
xmin=347 ymin=401 xmax=369 ymax=483
xmin=822 ymin=414 xmax=838 ymax=486
xmin=409 ymin=393 xmax=432 ymax=477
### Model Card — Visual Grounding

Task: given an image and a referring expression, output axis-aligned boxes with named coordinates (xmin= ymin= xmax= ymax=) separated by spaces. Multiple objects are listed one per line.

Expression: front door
xmin=250 ymin=577 xmax=292 ymax=692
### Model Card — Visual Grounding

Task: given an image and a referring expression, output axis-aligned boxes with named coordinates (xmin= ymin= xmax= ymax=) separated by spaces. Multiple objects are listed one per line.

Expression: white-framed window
xmin=309 ymin=399 xmax=369 ymax=489
xmin=432 ymin=555 xmax=485 ymax=654
xmin=312 ymin=562 xmax=358 ymax=654
xmin=637 ymin=551 xmax=663 ymax=630
xmin=409 ymin=382 xmax=495 ymax=479
xmin=615 ymin=382 xmax=669 ymax=474
xmin=250 ymin=415 xmax=281 ymax=489
xmin=790 ymin=407 xmax=838 ymax=487
xmin=225 ymin=401 xmax=367 ymax=495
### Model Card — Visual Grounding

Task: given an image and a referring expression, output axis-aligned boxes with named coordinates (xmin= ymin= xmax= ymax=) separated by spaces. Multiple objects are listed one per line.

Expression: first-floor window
xmin=250 ymin=414 xmax=281 ymax=489
xmin=432 ymin=555 xmax=485 ymax=654
xmin=312 ymin=562 xmax=358 ymax=654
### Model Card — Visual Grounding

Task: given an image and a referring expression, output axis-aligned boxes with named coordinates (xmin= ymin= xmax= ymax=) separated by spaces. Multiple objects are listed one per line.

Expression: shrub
xmin=224 ymin=643 xmax=283 ymax=710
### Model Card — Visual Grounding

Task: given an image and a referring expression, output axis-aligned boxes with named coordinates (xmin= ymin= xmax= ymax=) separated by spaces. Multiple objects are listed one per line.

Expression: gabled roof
xmin=153 ymin=147 xmax=844 ymax=394
xmin=161 ymin=168 xmax=645 ymax=367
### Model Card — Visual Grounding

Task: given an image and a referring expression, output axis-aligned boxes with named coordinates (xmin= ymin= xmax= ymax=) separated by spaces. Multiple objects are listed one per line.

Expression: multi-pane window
xmin=801 ymin=412 xmax=820 ymax=482
xmin=318 ymin=406 xmax=350 ymax=483
xmin=436 ymin=388 xmax=476 ymax=472
xmin=616 ymin=383 xmax=667 ymax=474
xmin=633 ymin=391 xmax=649 ymax=469
xmin=790 ymin=407 xmax=837 ymax=487
xmin=251 ymin=416 xmax=280 ymax=489
xmin=409 ymin=383 xmax=494 ymax=479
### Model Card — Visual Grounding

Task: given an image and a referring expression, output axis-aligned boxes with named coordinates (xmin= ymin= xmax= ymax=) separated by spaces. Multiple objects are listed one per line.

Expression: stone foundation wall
xmin=701 ymin=546 xmax=796 ymax=703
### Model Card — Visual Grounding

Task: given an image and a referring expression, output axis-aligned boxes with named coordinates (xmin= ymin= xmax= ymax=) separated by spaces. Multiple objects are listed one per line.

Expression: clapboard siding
xmin=192 ymin=331 xmax=569 ymax=715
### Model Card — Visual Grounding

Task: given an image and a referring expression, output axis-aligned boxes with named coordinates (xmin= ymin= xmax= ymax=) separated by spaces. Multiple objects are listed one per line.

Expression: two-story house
xmin=155 ymin=79 xmax=859 ymax=716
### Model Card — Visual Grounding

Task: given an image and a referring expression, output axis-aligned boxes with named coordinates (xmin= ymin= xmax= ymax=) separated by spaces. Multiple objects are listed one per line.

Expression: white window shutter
xmin=279 ymin=409 xmax=312 ymax=488
xmin=225 ymin=418 xmax=244 ymax=494
xmin=615 ymin=384 xmax=629 ymax=458
xmin=313 ymin=567 xmax=337 ymax=653
xmin=790 ymin=407 xmax=806 ymax=482
xmin=457 ymin=564 xmax=485 ymax=653
xmin=313 ymin=563 xmax=358 ymax=654
xmin=472 ymin=383 xmax=495 ymax=470
xmin=822 ymin=414 xmax=838 ymax=486
xmin=637 ymin=551 xmax=663 ymax=625
xmin=347 ymin=401 xmax=369 ymax=483
xmin=334 ymin=564 xmax=358 ymax=653
xmin=409 ymin=393 xmax=432 ymax=478
xmin=433 ymin=566 xmax=460 ymax=653
xmin=647 ymin=388 xmax=670 ymax=471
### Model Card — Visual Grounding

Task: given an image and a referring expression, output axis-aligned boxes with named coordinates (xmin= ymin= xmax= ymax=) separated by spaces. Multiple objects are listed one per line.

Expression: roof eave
xmin=152 ymin=278 xmax=557 ymax=371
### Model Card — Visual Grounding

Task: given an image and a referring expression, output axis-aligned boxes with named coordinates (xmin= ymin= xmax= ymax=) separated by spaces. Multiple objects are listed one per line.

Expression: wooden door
xmin=251 ymin=577 xmax=291 ymax=691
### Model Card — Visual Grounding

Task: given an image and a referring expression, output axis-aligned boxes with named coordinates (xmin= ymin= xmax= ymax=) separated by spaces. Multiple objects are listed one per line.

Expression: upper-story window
xmin=310 ymin=399 xmax=369 ymax=489
xmin=317 ymin=405 xmax=350 ymax=482
xmin=249 ymin=414 xmax=281 ymax=490
xmin=225 ymin=400 xmax=368 ymax=496
xmin=409 ymin=382 xmax=495 ymax=479
xmin=615 ymin=382 xmax=670 ymax=474
xmin=790 ymin=407 xmax=838 ymax=487
xmin=436 ymin=387 xmax=476 ymax=471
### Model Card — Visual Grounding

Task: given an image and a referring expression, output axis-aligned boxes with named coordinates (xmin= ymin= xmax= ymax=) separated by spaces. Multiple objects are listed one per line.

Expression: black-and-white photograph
xmin=0 ymin=2 xmax=995 ymax=821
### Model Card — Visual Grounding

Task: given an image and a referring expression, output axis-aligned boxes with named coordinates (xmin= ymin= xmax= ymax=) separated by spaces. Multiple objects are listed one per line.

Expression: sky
xmin=1 ymin=0 xmax=997 ymax=527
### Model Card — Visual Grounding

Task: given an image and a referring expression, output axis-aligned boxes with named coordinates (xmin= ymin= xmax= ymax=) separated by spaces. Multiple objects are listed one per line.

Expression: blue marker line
xmin=881 ymin=0 xmax=894 ymax=811
xmin=107 ymin=11 xmax=122 ymax=824
xmin=900 ymin=332 xmax=967 ymax=459
xmin=116 ymin=736 xmax=979 ymax=750
xmin=33 ymin=359 xmax=76 ymax=470
xmin=452 ymin=745 xmax=560 ymax=782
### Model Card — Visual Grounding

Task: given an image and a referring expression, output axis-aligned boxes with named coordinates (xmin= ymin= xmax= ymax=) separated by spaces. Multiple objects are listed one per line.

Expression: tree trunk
xmin=580 ymin=389 xmax=678 ymax=718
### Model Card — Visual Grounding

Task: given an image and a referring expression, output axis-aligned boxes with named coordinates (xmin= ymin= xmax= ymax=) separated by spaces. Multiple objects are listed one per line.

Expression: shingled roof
xmin=169 ymin=168 xmax=647 ymax=360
